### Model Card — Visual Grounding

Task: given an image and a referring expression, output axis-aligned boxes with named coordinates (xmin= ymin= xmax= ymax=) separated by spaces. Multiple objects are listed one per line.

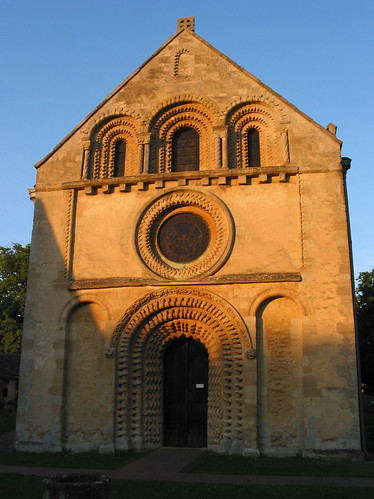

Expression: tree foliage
xmin=0 ymin=243 xmax=30 ymax=353
xmin=356 ymin=268 xmax=374 ymax=393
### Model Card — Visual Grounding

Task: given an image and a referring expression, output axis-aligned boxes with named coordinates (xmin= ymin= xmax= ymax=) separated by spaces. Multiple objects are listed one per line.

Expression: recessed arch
xmin=148 ymin=94 xmax=219 ymax=125
xmin=85 ymin=116 xmax=139 ymax=178
xmin=61 ymin=298 xmax=113 ymax=451
xmin=224 ymin=94 xmax=288 ymax=123
xmin=149 ymin=101 xmax=215 ymax=172
xmin=255 ymin=294 xmax=304 ymax=456
xmin=174 ymin=49 xmax=193 ymax=76
xmin=248 ymin=287 xmax=310 ymax=318
xmin=59 ymin=294 xmax=112 ymax=329
xmin=226 ymin=102 xmax=284 ymax=167
xmin=111 ymin=287 xmax=253 ymax=452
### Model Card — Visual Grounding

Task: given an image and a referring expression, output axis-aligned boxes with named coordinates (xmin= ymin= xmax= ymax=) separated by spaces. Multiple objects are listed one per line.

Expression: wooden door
xmin=163 ymin=338 xmax=208 ymax=447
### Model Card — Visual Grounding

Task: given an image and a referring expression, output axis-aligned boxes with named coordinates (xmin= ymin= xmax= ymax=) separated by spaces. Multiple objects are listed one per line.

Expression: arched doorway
xmin=111 ymin=288 xmax=253 ymax=452
xmin=163 ymin=337 xmax=208 ymax=447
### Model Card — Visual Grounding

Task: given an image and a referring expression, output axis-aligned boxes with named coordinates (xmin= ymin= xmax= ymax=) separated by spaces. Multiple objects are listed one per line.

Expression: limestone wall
xmin=16 ymin=23 xmax=361 ymax=456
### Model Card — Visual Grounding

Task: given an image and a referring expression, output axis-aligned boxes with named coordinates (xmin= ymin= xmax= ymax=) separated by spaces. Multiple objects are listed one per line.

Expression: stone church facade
xmin=16 ymin=18 xmax=361 ymax=457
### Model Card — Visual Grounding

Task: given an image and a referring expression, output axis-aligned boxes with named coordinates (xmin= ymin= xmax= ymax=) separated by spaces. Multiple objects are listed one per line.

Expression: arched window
xmin=171 ymin=127 xmax=199 ymax=172
xmin=247 ymin=128 xmax=260 ymax=167
xmin=113 ymin=140 xmax=126 ymax=177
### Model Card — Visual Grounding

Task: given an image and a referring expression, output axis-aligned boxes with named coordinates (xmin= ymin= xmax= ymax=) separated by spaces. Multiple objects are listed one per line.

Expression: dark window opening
xmin=113 ymin=140 xmax=126 ymax=177
xmin=172 ymin=127 xmax=199 ymax=172
xmin=247 ymin=128 xmax=260 ymax=167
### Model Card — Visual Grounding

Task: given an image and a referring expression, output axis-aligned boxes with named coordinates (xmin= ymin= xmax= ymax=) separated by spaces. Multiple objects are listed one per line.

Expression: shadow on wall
xmin=16 ymin=197 xmax=115 ymax=453
xmin=15 ymin=197 xmax=362 ymax=455
xmin=256 ymin=296 xmax=303 ymax=457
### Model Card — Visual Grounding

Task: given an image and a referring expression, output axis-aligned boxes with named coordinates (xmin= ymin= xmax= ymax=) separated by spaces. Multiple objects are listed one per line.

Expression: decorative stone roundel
xmin=135 ymin=188 xmax=234 ymax=280
xmin=157 ymin=212 xmax=210 ymax=263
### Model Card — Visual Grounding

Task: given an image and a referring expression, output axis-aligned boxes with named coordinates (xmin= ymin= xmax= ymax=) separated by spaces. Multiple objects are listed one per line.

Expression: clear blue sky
xmin=1 ymin=0 xmax=373 ymax=278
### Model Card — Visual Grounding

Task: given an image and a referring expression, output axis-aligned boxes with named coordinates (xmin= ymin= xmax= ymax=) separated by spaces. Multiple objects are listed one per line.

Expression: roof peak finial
xmin=177 ymin=17 xmax=195 ymax=32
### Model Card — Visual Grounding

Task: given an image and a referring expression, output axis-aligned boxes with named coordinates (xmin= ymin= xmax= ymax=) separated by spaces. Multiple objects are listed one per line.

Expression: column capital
xmin=213 ymin=125 xmax=228 ymax=136
xmin=137 ymin=132 xmax=152 ymax=145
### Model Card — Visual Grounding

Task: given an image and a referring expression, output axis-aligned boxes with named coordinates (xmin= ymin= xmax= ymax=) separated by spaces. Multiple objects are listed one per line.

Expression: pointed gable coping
xmin=34 ymin=25 xmax=341 ymax=170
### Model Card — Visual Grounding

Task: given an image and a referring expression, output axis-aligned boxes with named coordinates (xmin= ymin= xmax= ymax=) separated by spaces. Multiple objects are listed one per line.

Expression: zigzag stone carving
xmin=87 ymin=116 xmax=139 ymax=179
xmin=228 ymin=103 xmax=281 ymax=167
xmin=111 ymin=287 xmax=252 ymax=451
xmin=135 ymin=188 xmax=234 ymax=280
xmin=150 ymin=101 xmax=216 ymax=172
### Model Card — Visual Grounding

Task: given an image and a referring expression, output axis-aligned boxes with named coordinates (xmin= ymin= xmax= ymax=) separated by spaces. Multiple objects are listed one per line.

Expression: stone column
xmin=214 ymin=126 xmax=228 ymax=169
xmin=137 ymin=133 xmax=151 ymax=173
xmin=281 ymin=130 xmax=290 ymax=164
xmin=215 ymin=135 xmax=221 ymax=169
xmin=137 ymin=143 xmax=144 ymax=174
xmin=82 ymin=141 xmax=91 ymax=178
xmin=143 ymin=142 xmax=150 ymax=173
xmin=221 ymin=133 xmax=228 ymax=169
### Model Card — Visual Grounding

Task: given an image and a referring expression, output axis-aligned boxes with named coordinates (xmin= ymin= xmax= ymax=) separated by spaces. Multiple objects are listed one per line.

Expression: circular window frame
xmin=135 ymin=188 xmax=234 ymax=280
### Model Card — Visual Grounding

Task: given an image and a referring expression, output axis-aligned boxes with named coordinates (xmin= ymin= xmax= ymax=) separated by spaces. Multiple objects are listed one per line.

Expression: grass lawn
xmin=111 ymin=481 xmax=374 ymax=499
xmin=0 ymin=409 xmax=16 ymax=435
xmin=183 ymin=452 xmax=374 ymax=478
xmin=0 ymin=450 xmax=148 ymax=469
xmin=363 ymin=393 xmax=374 ymax=452
xmin=0 ymin=476 xmax=373 ymax=499
xmin=0 ymin=394 xmax=372 ymax=499
xmin=0 ymin=449 xmax=373 ymax=478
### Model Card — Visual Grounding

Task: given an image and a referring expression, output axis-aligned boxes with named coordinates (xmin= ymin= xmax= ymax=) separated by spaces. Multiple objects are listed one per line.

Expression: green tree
xmin=356 ymin=268 xmax=374 ymax=393
xmin=0 ymin=243 xmax=30 ymax=353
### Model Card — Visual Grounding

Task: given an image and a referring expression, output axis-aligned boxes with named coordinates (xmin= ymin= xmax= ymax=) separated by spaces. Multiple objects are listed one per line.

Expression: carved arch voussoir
xmin=147 ymin=95 xmax=220 ymax=127
xmin=112 ymin=287 xmax=251 ymax=348
xmin=89 ymin=115 xmax=139 ymax=178
xmin=80 ymin=108 xmax=142 ymax=141
xmin=151 ymin=103 xmax=216 ymax=173
xmin=113 ymin=287 xmax=252 ymax=449
xmin=97 ymin=120 xmax=137 ymax=142
xmin=161 ymin=115 xmax=209 ymax=140
xmin=224 ymin=95 xmax=288 ymax=123
xmin=226 ymin=99 xmax=286 ymax=167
